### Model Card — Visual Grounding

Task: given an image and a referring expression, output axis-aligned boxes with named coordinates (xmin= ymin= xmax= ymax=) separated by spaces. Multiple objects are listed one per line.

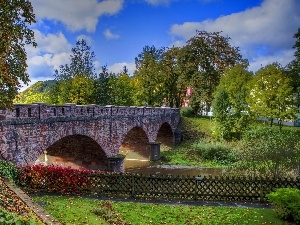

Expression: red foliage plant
xmin=18 ymin=164 xmax=104 ymax=194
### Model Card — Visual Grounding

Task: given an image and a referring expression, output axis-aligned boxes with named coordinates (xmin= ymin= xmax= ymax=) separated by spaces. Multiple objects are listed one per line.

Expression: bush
xmin=232 ymin=126 xmax=300 ymax=178
xmin=18 ymin=164 xmax=101 ymax=194
xmin=192 ymin=141 xmax=237 ymax=165
xmin=180 ymin=107 xmax=195 ymax=117
xmin=0 ymin=160 xmax=19 ymax=183
xmin=267 ymin=188 xmax=300 ymax=224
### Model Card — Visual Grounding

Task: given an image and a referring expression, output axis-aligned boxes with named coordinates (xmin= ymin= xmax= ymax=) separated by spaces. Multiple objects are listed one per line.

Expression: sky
xmin=22 ymin=0 xmax=300 ymax=91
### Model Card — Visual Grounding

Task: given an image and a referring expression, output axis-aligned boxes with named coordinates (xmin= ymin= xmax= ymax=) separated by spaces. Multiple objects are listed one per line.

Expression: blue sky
xmin=23 ymin=0 xmax=300 ymax=90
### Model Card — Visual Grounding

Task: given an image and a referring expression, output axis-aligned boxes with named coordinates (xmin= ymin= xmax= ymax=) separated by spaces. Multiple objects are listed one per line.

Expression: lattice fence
xmin=87 ymin=173 xmax=300 ymax=202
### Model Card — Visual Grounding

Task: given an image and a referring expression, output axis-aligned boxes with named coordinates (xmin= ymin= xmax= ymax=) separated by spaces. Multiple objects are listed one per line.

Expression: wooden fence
xmin=87 ymin=173 xmax=300 ymax=202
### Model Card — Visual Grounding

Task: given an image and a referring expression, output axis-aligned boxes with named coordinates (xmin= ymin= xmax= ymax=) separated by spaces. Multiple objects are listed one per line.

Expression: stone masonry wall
xmin=0 ymin=104 xmax=180 ymax=168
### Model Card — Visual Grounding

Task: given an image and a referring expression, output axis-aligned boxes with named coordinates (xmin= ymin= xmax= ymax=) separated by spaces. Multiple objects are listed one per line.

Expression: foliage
xmin=267 ymin=188 xmax=300 ymax=224
xmin=212 ymin=86 xmax=233 ymax=140
xmin=33 ymin=195 xmax=284 ymax=225
xmin=108 ymin=68 xmax=136 ymax=106
xmin=192 ymin=141 xmax=237 ymax=165
xmin=134 ymin=45 xmax=165 ymax=106
xmin=0 ymin=0 xmax=37 ymax=109
xmin=0 ymin=160 xmax=19 ymax=183
xmin=14 ymin=80 xmax=56 ymax=104
xmin=0 ymin=208 xmax=43 ymax=225
xmin=214 ymin=64 xmax=253 ymax=139
xmin=231 ymin=126 xmax=300 ymax=178
xmin=180 ymin=107 xmax=195 ymax=117
xmin=0 ymin=178 xmax=43 ymax=224
xmin=247 ymin=63 xmax=296 ymax=129
xmin=180 ymin=30 xmax=248 ymax=113
xmin=18 ymin=164 xmax=100 ymax=194
xmin=93 ymin=65 xmax=112 ymax=105
xmin=53 ymin=39 xmax=96 ymax=104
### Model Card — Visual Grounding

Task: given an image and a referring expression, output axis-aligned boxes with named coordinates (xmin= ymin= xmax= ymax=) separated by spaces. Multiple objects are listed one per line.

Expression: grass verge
xmin=32 ymin=195 xmax=288 ymax=225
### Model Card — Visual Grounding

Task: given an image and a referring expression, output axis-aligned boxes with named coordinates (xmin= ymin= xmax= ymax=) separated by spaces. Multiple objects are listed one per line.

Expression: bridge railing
xmin=0 ymin=103 xmax=180 ymax=121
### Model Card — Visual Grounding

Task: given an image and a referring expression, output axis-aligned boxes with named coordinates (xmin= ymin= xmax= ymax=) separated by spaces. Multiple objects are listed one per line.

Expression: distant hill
xmin=14 ymin=80 xmax=57 ymax=104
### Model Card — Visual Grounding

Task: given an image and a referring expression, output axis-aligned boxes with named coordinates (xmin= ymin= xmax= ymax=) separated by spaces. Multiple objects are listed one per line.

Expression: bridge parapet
xmin=0 ymin=103 xmax=180 ymax=121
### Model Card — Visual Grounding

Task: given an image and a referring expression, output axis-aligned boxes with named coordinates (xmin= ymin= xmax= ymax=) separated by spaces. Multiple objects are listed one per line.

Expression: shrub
xmin=180 ymin=107 xmax=195 ymax=117
xmin=18 ymin=164 xmax=100 ymax=194
xmin=232 ymin=126 xmax=300 ymax=178
xmin=0 ymin=160 xmax=19 ymax=183
xmin=267 ymin=188 xmax=300 ymax=224
xmin=192 ymin=141 xmax=237 ymax=165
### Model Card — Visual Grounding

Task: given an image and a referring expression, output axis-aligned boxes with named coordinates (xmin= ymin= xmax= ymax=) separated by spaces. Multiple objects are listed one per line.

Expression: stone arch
xmin=36 ymin=134 xmax=108 ymax=170
xmin=119 ymin=126 xmax=150 ymax=160
xmin=156 ymin=122 xmax=175 ymax=150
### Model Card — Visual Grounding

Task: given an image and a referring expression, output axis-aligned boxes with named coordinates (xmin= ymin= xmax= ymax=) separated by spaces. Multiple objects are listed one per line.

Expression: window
xmin=62 ymin=108 xmax=65 ymax=115
xmin=53 ymin=108 xmax=56 ymax=116
xmin=28 ymin=108 xmax=32 ymax=117
xmin=15 ymin=108 xmax=20 ymax=118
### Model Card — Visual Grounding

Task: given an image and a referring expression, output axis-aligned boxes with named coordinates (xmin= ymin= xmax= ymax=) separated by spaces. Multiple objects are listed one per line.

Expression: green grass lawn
xmin=32 ymin=195 xmax=288 ymax=225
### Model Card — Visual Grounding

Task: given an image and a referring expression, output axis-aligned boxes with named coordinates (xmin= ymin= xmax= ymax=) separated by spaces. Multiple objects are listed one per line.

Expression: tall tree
xmin=93 ymin=65 xmax=112 ymax=105
xmin=286 ymin=28 xmax=300 ymax=115
xmin=181 ymin=31 xmax=247 ymax=113
xmin=160 ymin=47 xmax=187 ymax=108
xmin=0 ymin=0 xmax=37 ymax=109
xmin=247 ymin=63 xmax=296 ymax=129
xmin=134 ymin=45 xmax=164 ymax=106
xmin=53 ymin=39 xmax=96 ymax=104
xmin=219 ymin=64 xmax=253 ymax=137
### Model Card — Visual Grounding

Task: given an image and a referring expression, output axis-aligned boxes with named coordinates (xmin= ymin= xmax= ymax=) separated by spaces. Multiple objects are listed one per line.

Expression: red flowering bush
xmin=18 ymin=164 xmax=101 ymax=194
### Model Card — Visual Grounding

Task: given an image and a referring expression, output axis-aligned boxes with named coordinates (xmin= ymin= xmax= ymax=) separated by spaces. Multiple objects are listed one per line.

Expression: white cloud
xmin=31 ymin=0 xmax=124 ymax=32
xmin=108 ymin=62 xmax=135 ymax=75
xmin=25 ymin=31 xmax=72 ymax=81
xmin=169 ymin=0 xmax=300 ymax=70
xmin=103 ymin=29 xmax=120 ymax=40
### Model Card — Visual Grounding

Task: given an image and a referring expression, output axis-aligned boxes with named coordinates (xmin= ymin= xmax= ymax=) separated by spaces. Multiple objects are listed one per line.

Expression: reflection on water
xmin=124 ymin=157 xmax=224 ymax=177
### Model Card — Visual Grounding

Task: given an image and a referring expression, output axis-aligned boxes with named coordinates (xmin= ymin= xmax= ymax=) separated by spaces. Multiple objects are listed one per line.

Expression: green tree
xmin=247 ymin=63 xmax=296 ymax=129
xmin=180 ymin=31 xmax=247 ymax=113
xmin=217 ymin=64 xmax=253 ymax=137
xmin=53 ymin=39 xmax=96 ymax=104
xmin=93 ymin=65 xmax=112 ymax=105
xmin=108 ymin=67 xmax=135 ymax=106
xmin=134 ymin=45 xmax=164 ymax=106
xmin=0 ymin=0 xmax=37 ymax=109
xmin=286 ymin=28 xmax=300 ymax=118
xmin=160 ymin=47 xmax=187 ymax=108
xmin=212 ymin=86 xmax=233 ymax=140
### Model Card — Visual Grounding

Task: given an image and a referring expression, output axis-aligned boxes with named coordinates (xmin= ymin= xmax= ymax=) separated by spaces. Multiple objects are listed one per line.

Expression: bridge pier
xmin=149 ymin=142 xmax=161 ymax=161
xmin=107 ymin=154 xmax=126 ymax=172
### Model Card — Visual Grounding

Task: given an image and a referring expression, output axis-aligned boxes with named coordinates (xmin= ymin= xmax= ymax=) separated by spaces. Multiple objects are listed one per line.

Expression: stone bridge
xmin=0 ymin=103 xmax=180 ymax=171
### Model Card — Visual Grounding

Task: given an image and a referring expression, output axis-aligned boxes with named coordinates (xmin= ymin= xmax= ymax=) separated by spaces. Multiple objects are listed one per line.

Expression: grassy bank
xmin=33 ymin=195 xmax=285 ymax=225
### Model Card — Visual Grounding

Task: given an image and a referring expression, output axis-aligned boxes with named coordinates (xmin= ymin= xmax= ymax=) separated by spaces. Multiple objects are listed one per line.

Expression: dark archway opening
xmin=35 ymin=135 xmax=107 ymax=170
xmin=156 ymin=122 xmax=174 ymax=151
xmin=120 ymin=127 xmax=149 ymax=164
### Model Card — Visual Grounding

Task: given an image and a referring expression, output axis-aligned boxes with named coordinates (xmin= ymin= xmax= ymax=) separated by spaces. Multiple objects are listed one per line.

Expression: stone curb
xmin=3 ymin=180 xmax=61 ymax=225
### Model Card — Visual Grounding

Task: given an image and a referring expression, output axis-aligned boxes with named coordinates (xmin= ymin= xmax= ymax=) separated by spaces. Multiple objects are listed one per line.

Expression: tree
xmin=247 ymin=63 xmax=296 ymax=129
xmin=212 ymin=86 xmax=233 ymax=140
xmin=134 ymin=46 xmax=165 ymax=106
xmin=180 ymin=31 xmax=247 ymax=113
xmin=160 ymin=47 xmax=187 ymax=108
xmin=108 ymin=67 xmax=136 ymax=106
xmin=93 ymin=65 xmax=112 ymax=105
xmin=0 ymin=0 xmax=37 ymax=109
xmin=217 ymin=64 xmax=253 ymax=137
xmin=286 ymin=28 xmax=300 ymax=116
xmin=53 ymin=39 xmax=96 ymax=104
